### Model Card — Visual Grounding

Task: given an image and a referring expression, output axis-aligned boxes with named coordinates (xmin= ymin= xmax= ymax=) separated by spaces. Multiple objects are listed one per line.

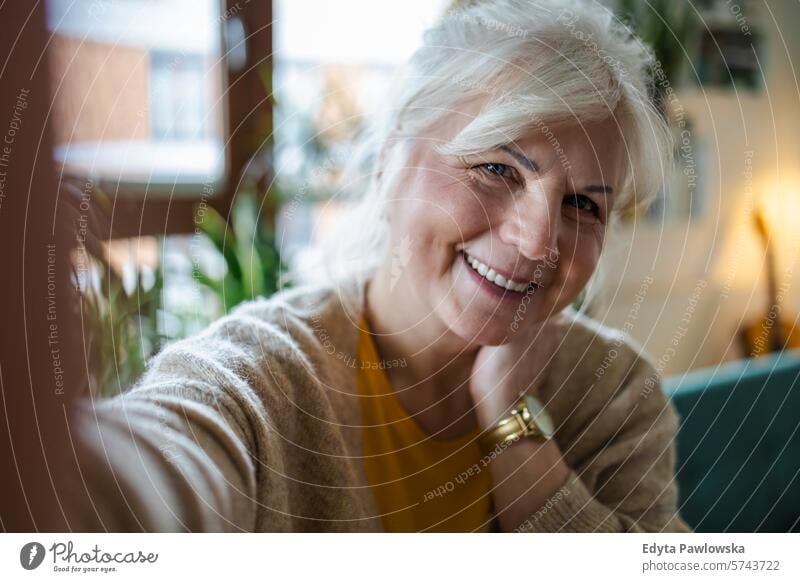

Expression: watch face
xmin=524 ymin=395 xmax=554 ymax=438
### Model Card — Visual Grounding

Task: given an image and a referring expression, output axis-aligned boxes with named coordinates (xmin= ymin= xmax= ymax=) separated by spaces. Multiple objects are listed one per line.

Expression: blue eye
xmin=477 ymin=163 xmax=515 ymax=180
xmin=564 ymin=194 xmax=600 ymax=216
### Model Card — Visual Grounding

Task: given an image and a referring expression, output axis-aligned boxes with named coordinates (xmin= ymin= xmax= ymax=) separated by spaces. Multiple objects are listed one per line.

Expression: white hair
xmin=289 ymin=0 xmax=673 ymax=301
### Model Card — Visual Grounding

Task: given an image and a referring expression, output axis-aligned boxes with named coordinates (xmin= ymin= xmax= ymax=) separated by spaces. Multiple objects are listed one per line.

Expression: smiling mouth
xmin=461 ymin=251 xmax=539 ymax=294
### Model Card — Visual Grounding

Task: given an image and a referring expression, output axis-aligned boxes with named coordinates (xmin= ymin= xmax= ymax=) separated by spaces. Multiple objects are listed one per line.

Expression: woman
xmin=69 ymin=0 xmax=690 ymax=532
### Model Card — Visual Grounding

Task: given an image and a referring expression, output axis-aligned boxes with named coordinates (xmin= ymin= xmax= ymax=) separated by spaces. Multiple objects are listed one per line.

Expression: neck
xmin=364 ymin=265 xmax=479 ymax=437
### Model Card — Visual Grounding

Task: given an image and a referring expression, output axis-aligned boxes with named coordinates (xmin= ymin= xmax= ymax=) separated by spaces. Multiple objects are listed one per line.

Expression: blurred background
xmin=6 ymin=0 xmax=799 ymax=531
xmin=42 ymin=0 xmax=800 ymax=389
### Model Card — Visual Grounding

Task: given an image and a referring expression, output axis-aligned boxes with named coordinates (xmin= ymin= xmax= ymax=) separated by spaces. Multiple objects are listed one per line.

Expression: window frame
xmin=55 ymin=0 xmax=275 ymax=239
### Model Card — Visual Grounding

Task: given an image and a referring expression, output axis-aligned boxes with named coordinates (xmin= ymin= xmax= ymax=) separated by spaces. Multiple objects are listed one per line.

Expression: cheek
xmin=400 ymin=171 xmax=488 ymax=247
xmin=388 ymin=171 xmax=484 ymax=281
xmin=428 ymin=171 xmax=489 ymax=230
xmin=557 ymin=227 xmax=604 ymax=292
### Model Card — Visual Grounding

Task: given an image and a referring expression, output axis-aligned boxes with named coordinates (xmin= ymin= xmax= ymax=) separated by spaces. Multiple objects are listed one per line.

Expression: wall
xmin=594 ymin=1 xmax=800 ymax=375
xmin=48 ymin=35 xmax=150 ymax=146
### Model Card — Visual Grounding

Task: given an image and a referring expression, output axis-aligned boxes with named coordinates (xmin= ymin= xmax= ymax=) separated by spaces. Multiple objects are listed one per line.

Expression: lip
xmin=460 ymin=252 xmax=538 ymax=302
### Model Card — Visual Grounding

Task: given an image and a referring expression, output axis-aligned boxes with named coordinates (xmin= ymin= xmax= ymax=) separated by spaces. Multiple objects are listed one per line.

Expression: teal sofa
xmin=664 ymin=349 xmax=800 ymax=532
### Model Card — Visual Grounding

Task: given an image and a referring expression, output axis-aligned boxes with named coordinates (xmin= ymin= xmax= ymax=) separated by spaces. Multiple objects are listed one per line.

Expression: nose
xmin=497 ymin=189 xmax=560 ymax=261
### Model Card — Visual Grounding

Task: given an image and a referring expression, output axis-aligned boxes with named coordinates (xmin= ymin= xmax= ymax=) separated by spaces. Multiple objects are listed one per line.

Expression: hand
xmin=469 ymin=314 xmax=563 ymax=430
xmin=468 ymin=314 xmax=571 ymax=530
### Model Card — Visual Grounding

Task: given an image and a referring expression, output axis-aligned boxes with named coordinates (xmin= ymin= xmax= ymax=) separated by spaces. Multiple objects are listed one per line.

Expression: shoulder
xmin=229 ymin=278 xmax=363 ymax=364
xmin=551 ymin=306 xmax=658 ymax=391
xmin=141 ymin=279 xmax=363 ymax=393
xmin=544 ymin=307 xmax=674 ymax=437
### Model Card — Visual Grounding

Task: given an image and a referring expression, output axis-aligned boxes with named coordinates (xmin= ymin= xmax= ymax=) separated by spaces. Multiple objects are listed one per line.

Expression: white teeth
xmin=463 ymin=252 xmax=531 ymax=292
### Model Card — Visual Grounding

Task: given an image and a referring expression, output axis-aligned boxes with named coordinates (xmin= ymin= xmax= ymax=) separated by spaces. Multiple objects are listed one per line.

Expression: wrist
xmin=473 ymin=383 xmax=521 ymax=430
xmin=476 ymin=392 xmax=556 ymax=459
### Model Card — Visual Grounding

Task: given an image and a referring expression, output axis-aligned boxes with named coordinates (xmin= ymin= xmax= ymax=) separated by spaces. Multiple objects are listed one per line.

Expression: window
xmin=273 ymin=0 xmax=450 ymax=264
xmin=47 ymin=0 xmax=228 ymax=197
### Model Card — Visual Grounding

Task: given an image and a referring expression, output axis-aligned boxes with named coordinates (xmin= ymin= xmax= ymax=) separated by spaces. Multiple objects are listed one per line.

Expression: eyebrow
xmin=498 ymin=145 xmax=614 ymax=195
xmin=583 ymin=184 xmax=614 ymax=195
xmin=499 ymin=145 xmax=539 ymax=173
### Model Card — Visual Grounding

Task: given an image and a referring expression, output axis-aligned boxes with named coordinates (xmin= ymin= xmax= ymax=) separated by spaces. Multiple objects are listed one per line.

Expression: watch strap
xmin=477 ymin=399 xmax=542 ymax=454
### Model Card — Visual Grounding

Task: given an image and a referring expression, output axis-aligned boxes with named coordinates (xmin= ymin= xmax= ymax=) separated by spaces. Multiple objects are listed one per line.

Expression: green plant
xmin=78 ymin=252 xmax=164 ymax=397
xmin=62 ymin=183 xmax=165 ymax=397
xmin=69 ymin=58 xmax=283 ymax=394
xmin=193 ymin=192 xmax=288 ymax=313
xmin=616 ymin=0 xmax=698 ymax=107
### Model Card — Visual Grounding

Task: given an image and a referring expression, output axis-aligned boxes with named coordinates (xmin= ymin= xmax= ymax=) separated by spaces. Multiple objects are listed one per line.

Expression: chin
xmin=444 ymin=316 xmax=511 ymax=347
xmin=443 ymin=294 xmax=532 ymax=345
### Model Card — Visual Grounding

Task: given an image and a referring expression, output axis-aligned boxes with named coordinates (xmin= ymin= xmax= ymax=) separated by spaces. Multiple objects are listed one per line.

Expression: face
xmin=379 ymin=98 xmax=624 ymax=347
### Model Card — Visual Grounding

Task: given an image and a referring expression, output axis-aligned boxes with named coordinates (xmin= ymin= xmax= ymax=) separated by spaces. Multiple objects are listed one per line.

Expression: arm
xmin=497 ymin=363 xmax=691 ymax=533
xmin=72 ymin=383 xmax=258 ymax=531
xmin=63 ymin=310 xmax=303 ymax=532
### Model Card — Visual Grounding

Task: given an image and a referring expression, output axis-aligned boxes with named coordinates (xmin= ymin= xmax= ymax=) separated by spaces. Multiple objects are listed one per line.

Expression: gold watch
xmin=478 ymin=394 xmax=554 ymax=454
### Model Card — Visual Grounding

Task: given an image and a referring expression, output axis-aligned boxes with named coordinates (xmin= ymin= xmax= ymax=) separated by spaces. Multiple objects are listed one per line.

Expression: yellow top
xmin=356 ymin=314 xmax=493 ymax=532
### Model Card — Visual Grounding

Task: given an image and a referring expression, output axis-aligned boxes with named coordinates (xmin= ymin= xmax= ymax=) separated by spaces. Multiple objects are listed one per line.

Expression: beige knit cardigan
xmin=73 ymin=276 xmax=691 ymax=532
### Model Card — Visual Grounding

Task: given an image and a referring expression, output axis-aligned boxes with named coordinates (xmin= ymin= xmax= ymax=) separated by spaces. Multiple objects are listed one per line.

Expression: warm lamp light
xmin=715 ymin=176 xmax=800 ymax=356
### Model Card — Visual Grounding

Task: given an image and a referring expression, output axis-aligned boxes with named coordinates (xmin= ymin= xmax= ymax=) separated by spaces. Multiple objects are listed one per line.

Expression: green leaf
xmin=195 ymin=203 xmax=243 ymax=281
xmin=232 ymin=193 xmax=266 ymax=300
